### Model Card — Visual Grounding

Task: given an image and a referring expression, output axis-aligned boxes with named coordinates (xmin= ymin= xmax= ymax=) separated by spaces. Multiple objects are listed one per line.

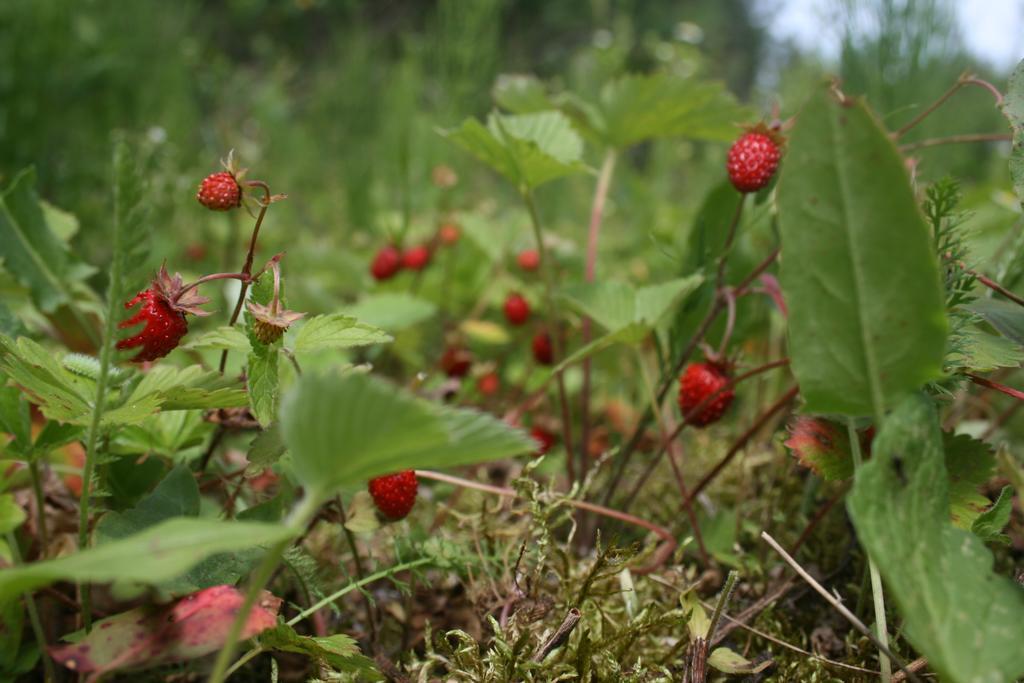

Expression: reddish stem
xmin=175 ymin=272 xmax=251 ymax=300
xmin=219 ymin=180 xmax=272 ymax=373
xmin=967 ymin=373 xmax=1024 ymax=402
xmin=416 ymin=469 xmax=676 ymax=574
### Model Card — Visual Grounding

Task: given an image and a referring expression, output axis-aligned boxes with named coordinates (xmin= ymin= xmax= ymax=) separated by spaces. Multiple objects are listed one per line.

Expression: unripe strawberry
xmin=678 ymin=362 xmax=734 ymax=427
xmin=247 ymin=302 xmax=304 ymax=345
xmin=371 ymin=245 xmax=403 ymax=281
xmin=402 ymin=245 xmax=432 ymax=271
xmin=440 ymin=346 xmax=473 ymax=378
xmin=368 ymin=470 xmax=418 ymax=520
xmin=438 ymin=222 xmax=460 ymax=245
xmin=517 ymin=249 xmax=540 ymax=272
xmin=503 ymin=293 xmax=531 ymax=326
xmin=531 ymin=331 xmax=554 ymax=366
xmin=477 ymin=371 xmax=500 ymax=396
xmin=726 ymin=125 xmax=783 ymax=193
xmin=530 ymin=426 xmax=557 ymax=456
xmin=197 ymin=171 xmax=242 ymax=211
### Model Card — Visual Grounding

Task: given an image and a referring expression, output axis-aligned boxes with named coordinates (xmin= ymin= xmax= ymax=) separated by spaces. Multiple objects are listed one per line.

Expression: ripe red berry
xmin=531 ymin=331 xmax=554 ymax=366
xmin=517 ymin=249 xmax=540 ymax=272
xmin=438 ymin=223 xmax=460 ymax=245
xmin=503 ymin=293 xmax=531 ymax=326
xmin=726 ymin=127 xmax=783 ymax=193
xmin=440 ymin=346 xmax=473 ymax=378
xmin=368 ymin=470 xmax=418 ymax=520
xmin=530 ymin=426 xmax=557 ymax=456
xmin=678 ymin=362 xmax=734 ymax=427
xmin=477 ymin=371 xmax=500 ymax=396
xmin=117 ymin=267 xmax=210 ymax=363
xmin=196 ymin=171 xmax=242 ymax=211
xmin=402 ymin=245 xmax=432 ymax=271
xmin=371 ymin=245 xmax=403 ymax=281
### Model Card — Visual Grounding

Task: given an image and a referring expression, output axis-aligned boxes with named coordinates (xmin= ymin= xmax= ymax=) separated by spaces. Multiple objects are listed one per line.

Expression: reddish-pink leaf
xmin=784 ymin=416 xmax=854 ymax=481
xmin=50 ymin=585 xmax=281 ymax=681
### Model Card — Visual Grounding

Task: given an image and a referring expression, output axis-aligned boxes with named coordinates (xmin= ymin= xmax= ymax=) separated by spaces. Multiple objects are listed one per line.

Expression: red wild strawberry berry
xmin=196 ymin=171 xmax=242 ymax=211
xmin=530 ymin=426 xmax=557 ymax=456
xmin=503 ymin=293 xmax=531 ymax=326
xmin=726 ymin=126 xmax=783 ymax=193
xmin=368 ymin=470 xmax=418 ymax=520
xmin=517 ymin=249 xmax=540 ymax=272
xmin=370 ymin=245 xmax=403 ymax=281
xmin=678 ymin=362 xmax=734 ymax=427
xmin=438 ymin=222 xmax=460 ymax=245
xmin=477 ymin=371 xmax=500 ymax=396
xmin=117 ymin=267 xmax=211 ymax=363
xmin=440 ymin=346 xmax=473 ymax=378
xmin=531 ymin=331 xmax=554 ymax=366
xmin=402 ymin=245 xmax=432 ymax=271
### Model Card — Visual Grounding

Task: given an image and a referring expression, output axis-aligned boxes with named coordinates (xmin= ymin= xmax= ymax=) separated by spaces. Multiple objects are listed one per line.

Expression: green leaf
xmin=0 ymin=518 xmax=293 ymax=604
xmin=95 ymin=465 xmax=259 ymax=593
xmin=966 ymin=298 xmax=1024 ymax=347
xmin=707 ymin=647 xmax=773 ymax=675
xmin=248 ymin=348 xmax=279 ymax=428
xmin=971 ymin=486 xmax=1013 ymax=545
xmin=492 ymin=74 xmax=553 ymax=114
xmin=945 ymin=432 xmax=998 ymax=530
xmin=947 ymin=326 xmax=1024 ymax=372
xmin=553 ymin=323 xmax=649 ymax=373
xmin=0 ymin=335 xmax=92 ymax=424
xmin=1004 ymin=59 xmax=1024 ymax=210
xmin=342 ymin=293 xmax=436 ymax=333
xmin=0 ymin=494 xmax=25 ymax=534
xmin=113 ymin=410 xmax=209 ymax=459
xmin=784 ymin=416 xmax=856 ymax=481
xmin=0 ymin=385 xmax=31 ymax=456
xmin=443 ymin=111 xmax=587 ymax=190
xmin=182 ymin=326 xmax=251 ymax=353
xmin=261 ymin=625 xmax=381 ymax=679
xmin=777 ymin=88 xmax=947 ymax=415
xmin=594 ymin=72 xmax=750 ymax=148
xmin=0 ymin=169 xmax=94 ymax=312
xmin=561 ymin=276 xmax=704 ymax=332
xmin=248 ymin=424 xmax=287 ymax=467
xmin=847 ymin=394 xmax=1024 ymax=683
xmin=292 ymin=314 xmax=392 ymax=354
xmin=343 ymin=491 xmax=380 ymax=534
xmin=280 ymin=372 xmax=534 ymax=498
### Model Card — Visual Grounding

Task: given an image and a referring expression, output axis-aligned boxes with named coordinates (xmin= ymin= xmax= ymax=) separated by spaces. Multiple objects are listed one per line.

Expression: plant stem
xmin=580 ymin=149 xmax=618 ymax=488
xmin=206 ymin=492 xmax=321 ymax=683
xmin=894 ymin=74 xmax=1004 ymax=139
xmin=28 ymin=460 xmax=48 ymax=552
xmin=964 ymin=266 xmax=1024 ymax=308
xmin=521 ymin=188 xmax=576 ymax=484
xmin=6 ymin=532 xmax=55 ymax=683
xmin=706 ymin=570 xmax=738 ymax=641
xmin=967 ymin=373 xmax=1024 ymax=401
xmin=219 ymin=181 xmax=272 ymax=374
xmin=175 ymin=272 xmax=252 ymax=300
xmin=848 ymin=418 xmax=892 ymax=683
xmin=337 ymin=499 xmax=379 ymax=648
xmin=633 ymin=347 xmax=709 ymax=565
xmin=898 ymin=132 xmax=1011 ymax=153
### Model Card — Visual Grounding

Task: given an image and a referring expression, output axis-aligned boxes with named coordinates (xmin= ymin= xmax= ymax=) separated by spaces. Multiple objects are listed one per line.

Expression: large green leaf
xmin=280 ymin=372 xmax=534 ymax=499
xmin=0 ymin=169 xmax=94 ymax=313
xmin=947 ymin=326 xmax=1024 ymax=372
xmin=777 ymin=88 xmax=947 ymax=415
xmin=1004 ymin=59 xmax=1024 ymax=210
xmin=443 ymin=111 xmax=587 ymax=190
xmin=593 ymin=72 xmax=750 ymax=148
xmin=182 ymin=326 xmax=251 ymax=353
xmin=292 ymin=313 xmax=392 ymax=354
xmin=96 ymin=465 xmax=261 ymax=593
xmin=0 ymin=518 xmax=293 ymax=604
xmin=847 ymin=394 xmax=1024 ymax=683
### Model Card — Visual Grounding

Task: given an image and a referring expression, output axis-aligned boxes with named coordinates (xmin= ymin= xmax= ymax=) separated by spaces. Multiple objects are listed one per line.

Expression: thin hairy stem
xmin=898 ymin=132 xmax=1011 ymax=153
xmin=219 ymin=180 xmax=272 ymax=373
xmin=6 ymin=532 xmax=55 ymax=682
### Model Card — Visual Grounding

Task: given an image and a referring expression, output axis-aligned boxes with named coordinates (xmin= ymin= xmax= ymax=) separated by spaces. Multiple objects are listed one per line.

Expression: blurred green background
xmin=0 ymin=0 xmax=1018 ymax=330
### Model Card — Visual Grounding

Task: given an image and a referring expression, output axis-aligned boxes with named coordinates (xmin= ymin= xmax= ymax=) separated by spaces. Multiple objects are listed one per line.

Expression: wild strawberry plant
xmin=0 ymin=58 xmax=1022 ymax=683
